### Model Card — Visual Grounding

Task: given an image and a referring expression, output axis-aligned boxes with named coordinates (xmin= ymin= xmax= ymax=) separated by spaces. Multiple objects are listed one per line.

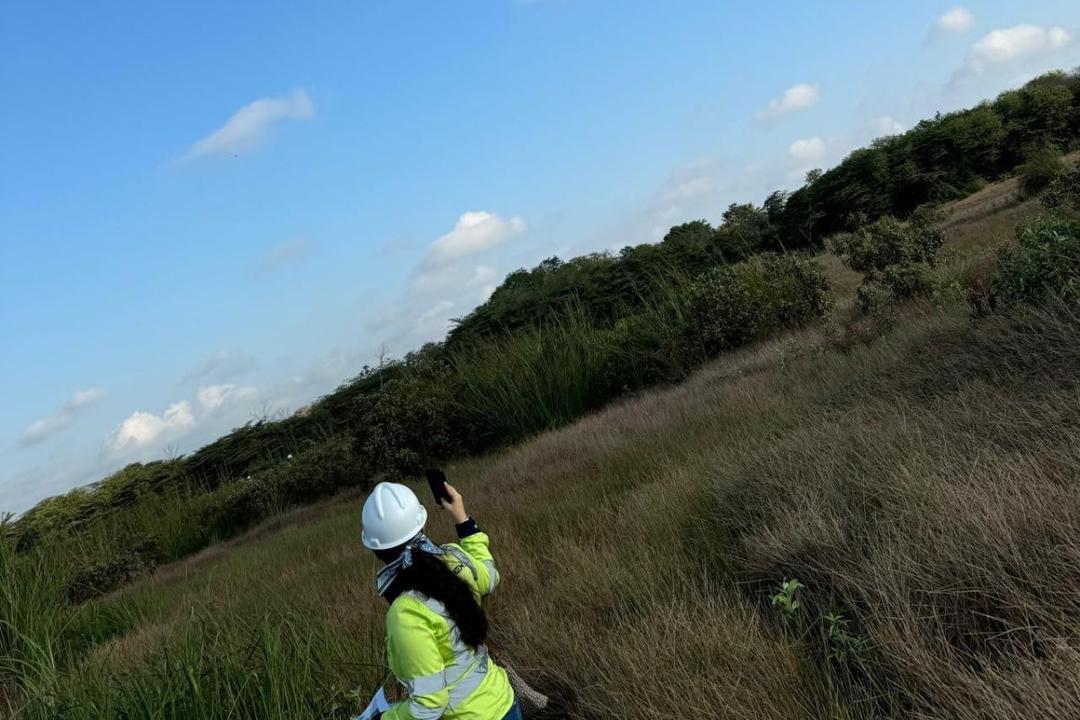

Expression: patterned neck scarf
xmin=376 ymin=532 xmax=446 ymax=597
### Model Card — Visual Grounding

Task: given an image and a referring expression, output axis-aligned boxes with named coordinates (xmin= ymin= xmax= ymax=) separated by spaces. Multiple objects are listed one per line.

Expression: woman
xmin=360 ymin=479 xmax=520 ymax=720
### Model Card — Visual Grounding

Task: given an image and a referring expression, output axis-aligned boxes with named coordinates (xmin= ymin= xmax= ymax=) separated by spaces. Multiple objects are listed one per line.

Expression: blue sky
xmin=3 ymin=1 xmax=1079 ymax=514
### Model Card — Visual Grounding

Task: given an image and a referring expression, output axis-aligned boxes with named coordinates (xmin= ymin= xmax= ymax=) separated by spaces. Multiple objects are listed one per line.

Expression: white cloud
xmin=180 ymin=350 xmax=258 ymax=385
xmin=425 ymin=211 xmax=527 ymax=267
xmin=963 ymin=24 xmax=1073 ymax=76
xmin=934 ymin=7 xmax=975 ymax=35
xmin=197 ymin=384 xmax=256 ymax=412
xmin=463 ymin=264 xmax=498 ymax=290
xmin=19 ymin=419 xmax=68 ymax=447
xmin=601 ymin=151 xmax=799 ymax=248
xmin=70 ymin=388 xmax=107 ymax=409
xmin=107 ymin=401 xmax=195 ymax=456
xmin=788 ymin=137 xmax=827 ymax=169
xmin=19 ymin=387 xmax=107 ymax=447
xmin=785 ymin=136 xmax=829 ymax=186
xmin=405 ymin=263 xmax=505 ymax=340
xmin=645 ymin=156 xmax=729 ymax=239
xmin=369 ymin=212 xmax=530 ymax=351
xmin=187 ymin=89 xmax=314 ymax=159
xmin=869 ymin=116 xmax=907 ymax=137
xmin=756 ymin=83 xmax=820 ymax=122
xmin=416 ymin=300 xmax=456 ymax=326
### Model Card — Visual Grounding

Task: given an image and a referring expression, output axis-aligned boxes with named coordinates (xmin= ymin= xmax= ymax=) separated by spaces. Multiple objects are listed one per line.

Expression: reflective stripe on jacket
xmin=383 ymin=531 xmax=513 ymax=720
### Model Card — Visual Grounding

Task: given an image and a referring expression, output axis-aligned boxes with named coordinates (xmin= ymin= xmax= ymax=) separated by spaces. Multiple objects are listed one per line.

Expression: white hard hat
xmin=361 ymin=482 xmax=428 ymax=550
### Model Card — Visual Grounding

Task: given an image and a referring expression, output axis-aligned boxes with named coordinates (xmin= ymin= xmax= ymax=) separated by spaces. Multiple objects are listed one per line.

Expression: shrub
xmin=351 ymin=376 xmax=463 ymax=477
xmin=1041 ymin=161 xmax=1080 ymax=213
xmin=830 ymin=212 xmax=946 ymax=313
xmin=881 ymin=261 xmax=935 ymax=300
xmin=448 ymin=257 xmax=828 ymax=447
xmin=200 ymin=480 xmax=274 ymax=540
xmin=1017 ymin=146 xmax=1065 ymax=198
xmin=684 ymin=254 xmax=830 ymax=354
xmin=993 ymin=215 xmax=1080 ymax=304
xmin=829 ymin=213 xmax=944 ymax=278
xmin=65 ymin=537 xmax=161 ymax=604
xmin=199 ymin=437 xmax=368 ymax=540
xmin=263 ymin=436 xmax=368 ymax=505
xmin=853 ymin=281 xmax=896 ymax=317
xmin=958 ymin=254 xmax=1000 ymax=317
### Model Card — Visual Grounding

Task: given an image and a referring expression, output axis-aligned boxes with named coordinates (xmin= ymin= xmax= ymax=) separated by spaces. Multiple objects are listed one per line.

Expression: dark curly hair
xmin=376 ymin=547 xmax=489 ymax=649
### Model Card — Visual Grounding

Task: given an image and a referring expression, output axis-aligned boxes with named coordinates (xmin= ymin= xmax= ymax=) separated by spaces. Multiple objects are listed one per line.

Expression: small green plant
xmin=930 ymin=278 xmax=966 ymax=309
xmin=824 ymin=611 xmax=867 ymax=666
xmin=771 ymin=578 xmax=804 ymax=622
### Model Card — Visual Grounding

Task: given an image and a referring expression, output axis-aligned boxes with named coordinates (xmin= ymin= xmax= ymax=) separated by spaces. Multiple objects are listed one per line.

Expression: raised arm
xmin=437 ymin=482 xmax=500 ymax=596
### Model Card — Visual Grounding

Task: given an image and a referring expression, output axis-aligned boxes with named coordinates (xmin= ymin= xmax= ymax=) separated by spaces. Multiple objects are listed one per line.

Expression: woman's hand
xmin=438 ymin=482 xmax=469 ymax=525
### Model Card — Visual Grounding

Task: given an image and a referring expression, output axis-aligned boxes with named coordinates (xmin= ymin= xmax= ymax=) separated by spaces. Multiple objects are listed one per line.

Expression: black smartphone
xmin=424 ymin=468 xmax=452 ymax=505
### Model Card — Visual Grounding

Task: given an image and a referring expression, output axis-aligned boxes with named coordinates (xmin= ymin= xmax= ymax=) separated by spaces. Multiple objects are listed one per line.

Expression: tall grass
xmin=0 ymin=541 xmax=66 ymax=709
xmin=1 ymin=508 xmax=388 ymax=719
xmin=447 ymin=293 xmax=692 ymax=444
xmin=25 ymin=614 xmax=369 ymax=719
xmin=449 ymin=309 xmax=617 ymax=442
xmin=476 ymin=301 xmax=1080 ymax=719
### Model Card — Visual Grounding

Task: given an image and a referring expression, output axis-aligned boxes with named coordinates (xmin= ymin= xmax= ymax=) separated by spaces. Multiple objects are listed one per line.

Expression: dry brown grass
xmin=451 ymin=304 xmax=1080 ymax=719
xmin=85 ymin=619 xmax=174 ymax=674
xmin=941 ymin=152 xmax=1080 ymax=256
xmin=445 ymin=330 xmax=853 ymax=718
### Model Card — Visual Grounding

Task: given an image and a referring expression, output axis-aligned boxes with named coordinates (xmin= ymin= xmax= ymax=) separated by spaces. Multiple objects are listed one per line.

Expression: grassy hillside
xmin=4 ymin=162 xmax=1080 ymax=717
xmin=10 ymin=70 xmax=1080 ymax=566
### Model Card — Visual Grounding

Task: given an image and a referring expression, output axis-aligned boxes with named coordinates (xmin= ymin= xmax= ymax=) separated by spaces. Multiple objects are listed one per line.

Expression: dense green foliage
xmin=450 ymin=256 xmax=827 ymax=445
xmin=829 ymin=210 xmax=946 ymax=312
xmin=828 ymin=211 xmax=945 ymax=279
xmin=685 ymin=254 xmax=830 ymax=353
xmin=994 ymin=215 xmax=1080 ymax=304
xmin=201 ymin=437 xmax=366 ymax=538
xmin=446 ymin=209 xmax=786 ymax=350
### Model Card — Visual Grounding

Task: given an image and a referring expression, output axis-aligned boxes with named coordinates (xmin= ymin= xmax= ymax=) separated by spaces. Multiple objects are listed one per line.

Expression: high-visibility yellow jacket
xmin=383 ymin=526 xmax=514 ymax=720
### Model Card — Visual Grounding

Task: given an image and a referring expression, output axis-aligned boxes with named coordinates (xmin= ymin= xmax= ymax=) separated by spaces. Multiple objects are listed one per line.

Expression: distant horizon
xmin=4 ymin=1 xmax=1080 ymax=514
